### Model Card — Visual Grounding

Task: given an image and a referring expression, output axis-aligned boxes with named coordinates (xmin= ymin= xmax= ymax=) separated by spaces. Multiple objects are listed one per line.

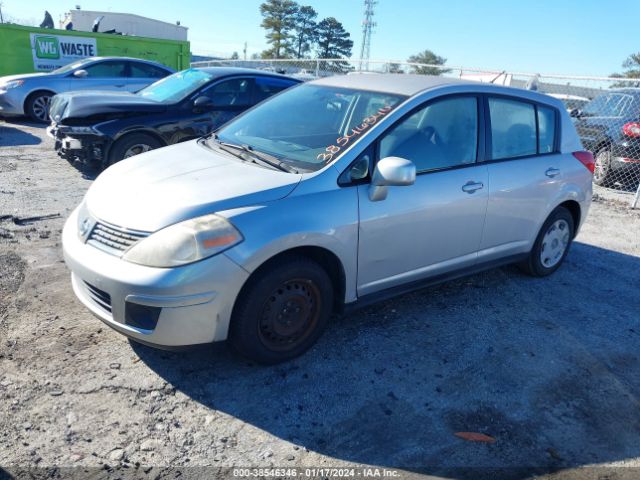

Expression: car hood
xmin=85 ymin=140 xmax=302 ymax=232
xmin=50 ymin=91 xmax=165 ymax=122
xmin=0 ymin=72 xmax=49 ymax=84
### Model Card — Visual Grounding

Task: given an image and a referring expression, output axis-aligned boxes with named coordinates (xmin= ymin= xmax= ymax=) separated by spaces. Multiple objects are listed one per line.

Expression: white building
xmin=60 ymin=9 xmax=188 ymax=42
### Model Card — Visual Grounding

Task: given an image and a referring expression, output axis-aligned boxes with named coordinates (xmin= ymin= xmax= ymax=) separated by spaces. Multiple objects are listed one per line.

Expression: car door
xmin=127 ymin=61 xmax=171 ymax=92
xmin=68 ymin=60 xmax=130 ymax=92
xmin=479 ymin=96 xmax=563 ymax=261
xmin=183 ymin=76 xmax=256 ymax=138
xmin=356 ymin=95 xmax=489 ymax=296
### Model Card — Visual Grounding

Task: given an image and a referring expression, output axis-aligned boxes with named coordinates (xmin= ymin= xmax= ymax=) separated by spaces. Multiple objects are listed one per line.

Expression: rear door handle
xmin=545 ymin=167 xmax=561 ymax=178
xmin=462 ymin=181 xmax=484 ymax=193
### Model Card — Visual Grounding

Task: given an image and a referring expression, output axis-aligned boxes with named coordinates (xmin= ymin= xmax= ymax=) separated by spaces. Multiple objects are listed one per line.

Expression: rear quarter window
xmin=537 ymin=105 xmax=556 ymax=154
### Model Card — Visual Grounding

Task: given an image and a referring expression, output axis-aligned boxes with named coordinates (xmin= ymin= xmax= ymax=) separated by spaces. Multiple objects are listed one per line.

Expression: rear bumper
xmin=610 ymin=143 xmax=640 ymax=172
xmin=62 ymin=207 xmax=250 ymax=347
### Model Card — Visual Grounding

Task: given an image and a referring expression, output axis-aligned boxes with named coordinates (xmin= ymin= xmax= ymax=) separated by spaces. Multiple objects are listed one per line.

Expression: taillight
xmin=573 ymin=151 xmax=595 ymax=174
xmin=623 ymin=122 xmax=640 ymax=137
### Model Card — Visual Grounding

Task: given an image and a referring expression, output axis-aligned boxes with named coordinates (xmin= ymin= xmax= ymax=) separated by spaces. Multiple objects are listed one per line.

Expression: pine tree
xmin=259 ymin=0 xmax=299 ymax=59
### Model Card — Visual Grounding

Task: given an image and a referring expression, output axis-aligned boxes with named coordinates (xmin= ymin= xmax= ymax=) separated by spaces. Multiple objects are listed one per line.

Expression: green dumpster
xmin=0 ymin=23 xmax=190 ymax=76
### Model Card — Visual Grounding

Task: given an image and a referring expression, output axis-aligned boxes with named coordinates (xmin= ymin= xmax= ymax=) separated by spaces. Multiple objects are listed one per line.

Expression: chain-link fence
xmin=192 ymin=58 xmax=640 ymax=208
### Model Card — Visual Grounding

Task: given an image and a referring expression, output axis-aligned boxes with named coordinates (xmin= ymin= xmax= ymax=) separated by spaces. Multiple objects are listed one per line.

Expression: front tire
xmin=25 ymin=91 xmax=53 ymax=123
xmin=107 ymin=133 xmax=163 ymax=167
xmin=519 ymin=206 xmax=575 ymax=277
xmin=229 ymin=255 xmax=334 ymax=364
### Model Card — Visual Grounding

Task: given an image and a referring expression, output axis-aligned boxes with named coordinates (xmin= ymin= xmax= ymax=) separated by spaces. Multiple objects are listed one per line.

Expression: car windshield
xmin=212 ymin=84 xmax=406 ymax=171
xmin=583 ymin=93 xmax=635 ymax=117
xmin=137 ymin=68 xmax=213 ymax=103
xmin=51 ymin=58 xmax=95 ymax=75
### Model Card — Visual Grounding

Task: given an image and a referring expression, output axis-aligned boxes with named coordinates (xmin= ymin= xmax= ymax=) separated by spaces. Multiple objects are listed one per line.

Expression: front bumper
xmin=0 ymin=89 xmax=25 ymax=116
xmin=62 ymin=207 xmax=250 ymax=347
xmin=49 ymin=125 xmax=109 ymax=164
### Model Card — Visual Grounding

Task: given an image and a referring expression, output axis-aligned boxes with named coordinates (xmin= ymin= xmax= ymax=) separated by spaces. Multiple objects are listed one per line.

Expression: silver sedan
xmin=63 ymin=74 xmax=594 ymax=363
xmin=0 ymin=56 xmax=173 ymax=122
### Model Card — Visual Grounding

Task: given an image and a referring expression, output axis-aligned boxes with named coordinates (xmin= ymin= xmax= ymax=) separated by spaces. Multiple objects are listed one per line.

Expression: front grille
xmin=87 ymin=221 xmax=149 ymax=255
xmin=84 ymin=281 xmax=112 ymax=313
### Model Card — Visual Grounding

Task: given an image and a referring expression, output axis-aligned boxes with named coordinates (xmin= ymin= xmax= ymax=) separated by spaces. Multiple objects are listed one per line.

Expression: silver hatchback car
xmin=62 ymin=74 xmax=594 ymax=363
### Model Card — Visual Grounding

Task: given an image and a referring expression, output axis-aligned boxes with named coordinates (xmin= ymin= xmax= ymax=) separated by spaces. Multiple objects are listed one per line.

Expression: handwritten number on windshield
xmin=318 ymin=106 xmax=394 ymax=164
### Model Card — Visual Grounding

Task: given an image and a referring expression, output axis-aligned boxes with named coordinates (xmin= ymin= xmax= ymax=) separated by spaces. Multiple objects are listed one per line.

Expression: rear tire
xmin=593 ymin=148 xmax=614 ymax=187
xmin=25 ymin=91 xmax=53 ymax=123
xmin=229 ymin=255 xmax=334 ymax=364
xmin=518 ymin=206 xmax=574 ymax=277
xmin=107 ymin=133 xmax=163 ymax=167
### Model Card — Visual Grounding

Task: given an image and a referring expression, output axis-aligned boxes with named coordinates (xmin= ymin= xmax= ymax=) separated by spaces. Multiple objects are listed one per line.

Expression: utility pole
xmin=243 ymin=42 xmax=247 ymax=61
xmin=0 ymin=2 xmax=5 ymax=24
xmin=358 ymin=0 xmax=377 ymax=71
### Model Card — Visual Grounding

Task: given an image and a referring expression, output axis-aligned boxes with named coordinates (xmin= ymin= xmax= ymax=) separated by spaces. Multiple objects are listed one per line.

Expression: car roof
xmin=309 ymin=73 xmax=569 ymax=109
xmin=194 ymin=67 xmax=301 ymax=82
xmin=310 ymin=73 xmax=476 ymax=96
xmin=80 ymin=56 xmax=174 ymax=70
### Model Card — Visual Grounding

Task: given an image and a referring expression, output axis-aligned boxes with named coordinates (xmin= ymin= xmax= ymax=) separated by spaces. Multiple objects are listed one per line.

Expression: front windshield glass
xmin=137 ymin=69 xmax=213 ymax=103
xmin=583 ymin=93 xmax=635 ymax=117
xmin=213 ymin=84 xmax=406 ymax=171
xmin=51 ymin=58 xmax=95 ymax=75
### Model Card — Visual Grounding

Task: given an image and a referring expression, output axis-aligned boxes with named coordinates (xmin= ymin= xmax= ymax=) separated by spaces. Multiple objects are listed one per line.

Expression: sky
xmin=2 ymin=0 xmax=638 ymax=77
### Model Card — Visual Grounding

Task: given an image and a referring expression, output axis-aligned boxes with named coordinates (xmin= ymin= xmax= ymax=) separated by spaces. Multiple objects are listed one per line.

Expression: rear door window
xmin=488 ymin=98 xmax=536 ymax=160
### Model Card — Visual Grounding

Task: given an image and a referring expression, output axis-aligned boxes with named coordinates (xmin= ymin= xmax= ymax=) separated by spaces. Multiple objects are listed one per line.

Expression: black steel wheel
xmin=229 ymin=255 xmax=333 ymax=364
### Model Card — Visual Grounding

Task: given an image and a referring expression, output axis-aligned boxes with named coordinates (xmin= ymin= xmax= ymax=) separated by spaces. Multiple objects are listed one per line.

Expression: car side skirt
xmin=342 ymin=253 xmax=528 ymax=314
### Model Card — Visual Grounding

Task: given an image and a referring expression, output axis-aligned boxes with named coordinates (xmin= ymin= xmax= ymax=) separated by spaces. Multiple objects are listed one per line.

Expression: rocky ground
xmin=1 ymin=119 xmax=640 ymax=480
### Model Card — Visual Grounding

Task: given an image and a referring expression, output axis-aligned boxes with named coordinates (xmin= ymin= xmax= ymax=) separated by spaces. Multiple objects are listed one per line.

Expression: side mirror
xmin=193 ymin=95 xmax=213 ymax=111
xmin=368 ymin=156 xmax=416 ymax=202
xmin=73 ymin=69 xmax=88 ymax=78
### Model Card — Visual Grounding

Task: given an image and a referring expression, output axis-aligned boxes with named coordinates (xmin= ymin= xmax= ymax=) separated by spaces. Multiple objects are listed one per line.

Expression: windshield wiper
xmin=210 ymin=135 xmax=298 ymax=173
xmin=244 ymin=145 xmax=299 ymax=174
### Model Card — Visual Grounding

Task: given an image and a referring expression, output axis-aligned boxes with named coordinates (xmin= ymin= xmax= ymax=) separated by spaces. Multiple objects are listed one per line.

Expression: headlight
xmin=60 ymin=126 xmax=98 ymax=135
xmin=0 ymin=80 xmax=25 ymax=90
xmin=122 ymin=214 xmax=243 ymax=268
xmin=76 ymin=201 xmax=95 ymax=241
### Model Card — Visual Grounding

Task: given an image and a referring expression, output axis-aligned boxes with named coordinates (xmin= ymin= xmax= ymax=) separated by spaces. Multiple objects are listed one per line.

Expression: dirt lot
xmin=1 ymin=118 xmax=640 ymax=480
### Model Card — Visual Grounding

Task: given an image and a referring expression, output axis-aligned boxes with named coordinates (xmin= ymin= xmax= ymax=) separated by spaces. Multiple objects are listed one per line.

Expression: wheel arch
xmin=557 ymin=199 xmax=581 ymax=237
xmin=231 ymin=245 xmax=347 ymax=320
xmin=593 ymin=138 xmax=613 ymax=153
xmin=107 ymin=129 xmax=167 ymax=162
xmin=24 ymin=89 xmax=56 ymax=116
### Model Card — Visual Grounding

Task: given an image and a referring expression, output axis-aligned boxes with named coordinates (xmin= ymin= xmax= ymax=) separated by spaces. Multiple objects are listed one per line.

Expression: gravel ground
xmin=1 ymin=118 xmax=640 ymax=480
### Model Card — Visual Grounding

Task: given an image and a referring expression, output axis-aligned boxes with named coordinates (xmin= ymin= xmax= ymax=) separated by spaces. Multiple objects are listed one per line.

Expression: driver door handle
xmin=545 ymin=167 xmax=561 ymax=178
xmin=462 ymin=181 xmax=484 ymax=194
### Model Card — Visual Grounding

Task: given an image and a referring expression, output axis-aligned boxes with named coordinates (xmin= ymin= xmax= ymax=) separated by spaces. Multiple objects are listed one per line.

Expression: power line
xmin=358 ymin=0 xmax=377 ymax=71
